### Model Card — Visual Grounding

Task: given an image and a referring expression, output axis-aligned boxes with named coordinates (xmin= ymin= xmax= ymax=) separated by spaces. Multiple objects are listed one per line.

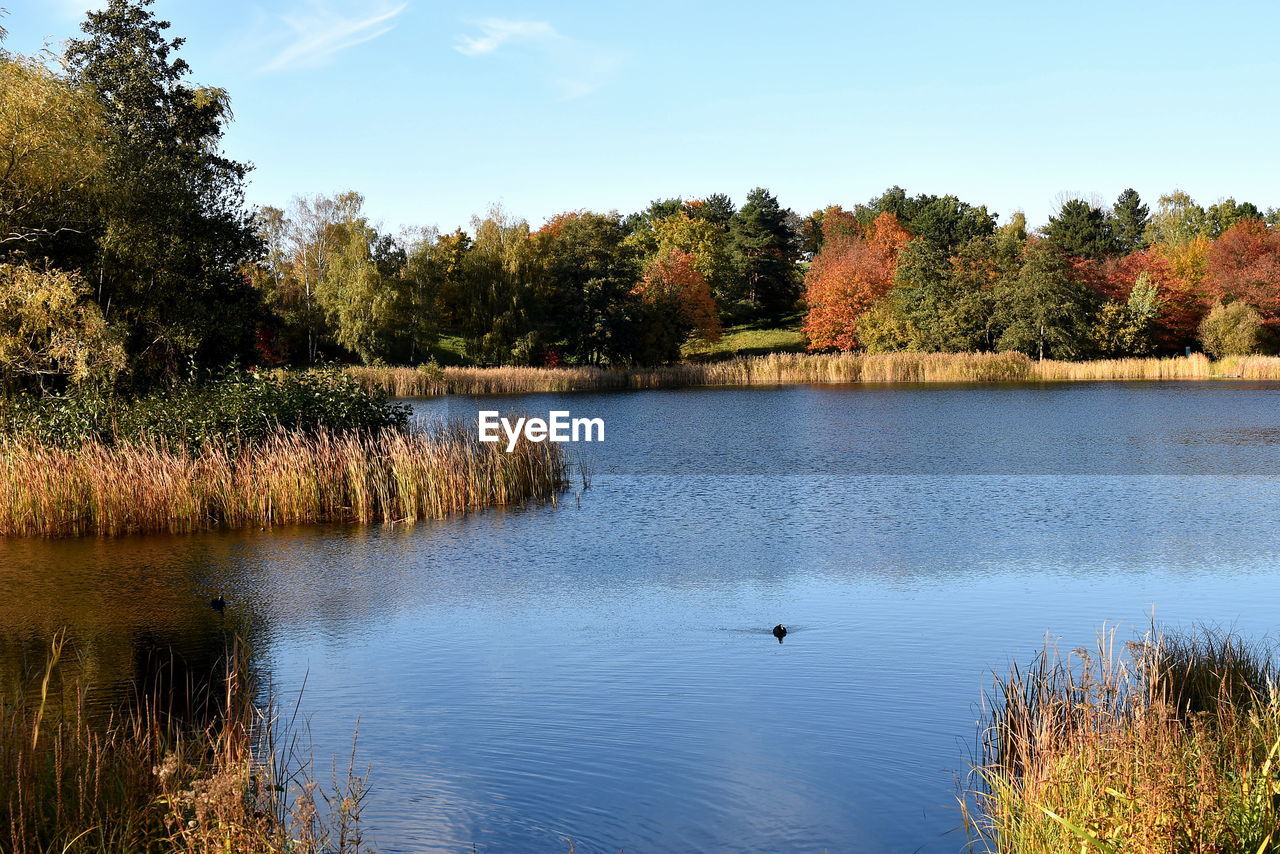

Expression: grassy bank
xmin=347 ymin=352 xmax=1280 ymax=396
xmin=1 ymin=635 xmax=367 ymax=853
xmin=964 ymin=626 xmax=1280 ymax=852
xmin=0 ymin=424 xmax=568 ymax=537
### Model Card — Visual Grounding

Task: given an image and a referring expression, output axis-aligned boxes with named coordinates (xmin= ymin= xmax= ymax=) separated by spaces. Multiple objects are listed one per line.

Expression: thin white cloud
xmin=455 ymin=19 xmax=557 ymax=56
xmin=259 ymin=1 xmax=407 ymax=73
xmin=454 ymin=17 xmax=620 ymax=99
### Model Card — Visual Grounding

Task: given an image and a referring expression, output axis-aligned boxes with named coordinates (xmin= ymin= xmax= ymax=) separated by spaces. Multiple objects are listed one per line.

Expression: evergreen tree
xmin=996 ymin=241 xmax=1096 ymax=360
xmin=692 ymin=193 xmax=736 ymax=226
xmin=1111 ymin=189 xmax=1149 ymax=254
xmin=1043 ymin=199 xmax=1118 ymax=259
xmin=730 ymin=187 xmax=799 ymax=320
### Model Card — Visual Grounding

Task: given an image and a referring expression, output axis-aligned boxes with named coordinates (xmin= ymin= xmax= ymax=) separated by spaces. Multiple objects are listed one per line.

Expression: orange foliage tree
xmin=635 ymin=247 xmax=722 ymax=342
xmin=803 ymin=212 xmax=911 ymax=350
xmin=1205 ymin=219 xmax=1280 ymax=325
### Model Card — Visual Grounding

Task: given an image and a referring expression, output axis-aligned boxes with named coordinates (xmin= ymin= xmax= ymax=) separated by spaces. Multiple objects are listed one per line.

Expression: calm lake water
xmin=5 ymin=382 xmax=1280 ymax=852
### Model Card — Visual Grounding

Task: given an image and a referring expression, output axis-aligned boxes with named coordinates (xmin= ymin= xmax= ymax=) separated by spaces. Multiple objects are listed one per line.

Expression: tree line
xmin=4 ymin=0 xmax=1280 ymax=395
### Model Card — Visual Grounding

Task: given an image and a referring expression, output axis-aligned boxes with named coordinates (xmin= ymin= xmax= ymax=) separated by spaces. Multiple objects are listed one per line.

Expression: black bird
xmin=210 ymin=594 xmax=226 ymax=613
xmin=772 ymin=624 xmax=787 ymax=643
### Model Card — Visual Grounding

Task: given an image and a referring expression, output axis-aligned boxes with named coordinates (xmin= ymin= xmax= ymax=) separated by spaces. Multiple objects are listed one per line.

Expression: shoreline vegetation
xmin=345 ymin=352 xmax=1280 ymax=397
xmin=964 ymin=626 xmax=1280 ymax=852
xmin=1 ymin=634 xmax=370 ymax=853
xmin=0 ymin=372 xmax=569 ymax=539
xmin=0 ymin=425 xmax=568 ymax=538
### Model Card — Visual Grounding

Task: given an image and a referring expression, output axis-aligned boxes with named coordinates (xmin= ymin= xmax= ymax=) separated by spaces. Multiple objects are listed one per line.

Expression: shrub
xmin=0 ymin=369 xmax=409 ymax=449
xmin=1198 ymin=301 xmax=1264 ymax=358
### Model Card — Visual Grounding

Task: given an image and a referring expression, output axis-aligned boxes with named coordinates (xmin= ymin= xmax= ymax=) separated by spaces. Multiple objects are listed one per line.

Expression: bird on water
xmin=210 ymin=594 xmax=226 ymax=613
xmin=772 ymin=624 xmax=787 ymax=642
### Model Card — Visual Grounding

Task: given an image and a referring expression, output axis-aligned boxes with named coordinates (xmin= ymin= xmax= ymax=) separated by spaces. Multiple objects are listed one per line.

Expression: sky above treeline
xmin=6 ymin=0 xmax=1280 ymax=234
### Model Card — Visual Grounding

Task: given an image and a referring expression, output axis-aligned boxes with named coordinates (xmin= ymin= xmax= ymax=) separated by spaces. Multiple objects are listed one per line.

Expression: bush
xmin=0 ymin=368 xmax=410 ymax=448
xmin=1198 ymin=301 xmax=1264 ymax=358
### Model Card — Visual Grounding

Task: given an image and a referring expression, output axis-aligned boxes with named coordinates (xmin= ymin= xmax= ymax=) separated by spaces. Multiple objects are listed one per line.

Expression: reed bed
xmin=0 ymin=424 xmax=568 ymax=537
xmin=349 ymin=352 xmax=1280 ymax=397
xmin=964 ymin=626 xmax=1280 ymax=853
xmin=1 ymin=634 xmax=368 ymax=853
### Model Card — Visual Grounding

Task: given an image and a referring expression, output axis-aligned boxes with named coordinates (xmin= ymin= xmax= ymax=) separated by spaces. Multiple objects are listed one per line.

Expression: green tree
xmin=458 ymin=207 xmax=534 ymax=365
xmin=996 ymin=241 xmax=1096 ymax=360
xmin=1044 ymin=198 xmax=1118 ymax=259
xmin=314 ymin=221 xmax=410 ymax=364
xmin=1111 ymin=189 xmax=1149 ymax=254
xmin=1198 ymin=301 xmax=1264 ymax=358
xmin=1204 ymin=198 xmax=1263 ymax=239
xmin=66 ymin=0 xmax=262 ymax=381
xmin=1144 ymin=191 xmax=1207 ymax=247
xmin=730 ymin=187 xmax=799 ymax=320
xmin=534 ymin=212 xmax=641 ymax=364
xmin=1090 ymin=273 xmax=1161 ymax=357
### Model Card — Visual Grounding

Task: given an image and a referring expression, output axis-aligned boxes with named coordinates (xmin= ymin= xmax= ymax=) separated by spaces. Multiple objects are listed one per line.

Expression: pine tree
xmin=1044 ymin=199 xmax=1118 ymax=259
xmin=1112 ymin=189 xmax=1149 ymax=254
xmin=730 ymin=187 xmax=799 ymax=320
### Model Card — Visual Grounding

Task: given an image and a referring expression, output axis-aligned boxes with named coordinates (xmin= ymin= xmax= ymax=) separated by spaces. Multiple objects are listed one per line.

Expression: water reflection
xmin=4 ymin=383 xmax=1280 ymax=851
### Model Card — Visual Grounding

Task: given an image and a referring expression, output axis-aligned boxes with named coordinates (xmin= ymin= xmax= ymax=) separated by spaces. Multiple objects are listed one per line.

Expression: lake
xmin=4 ymin=381 xmax=1280 ymax=852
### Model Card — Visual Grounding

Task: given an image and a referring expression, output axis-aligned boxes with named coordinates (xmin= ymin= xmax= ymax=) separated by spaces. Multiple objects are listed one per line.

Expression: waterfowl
xmin=210 ymin=595 xmax=226 ymax=613
xmin=772 ymin=624 xmax=787 ymax=642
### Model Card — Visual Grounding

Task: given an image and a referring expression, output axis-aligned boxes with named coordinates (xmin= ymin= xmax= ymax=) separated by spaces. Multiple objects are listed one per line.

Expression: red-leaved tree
xmin=803 ymin=212 xmax=911 ymax=351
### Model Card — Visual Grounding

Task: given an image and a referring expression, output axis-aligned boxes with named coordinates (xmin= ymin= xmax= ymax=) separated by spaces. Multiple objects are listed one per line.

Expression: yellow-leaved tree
xmin=0 ymin=264 xmax=125 ymax=392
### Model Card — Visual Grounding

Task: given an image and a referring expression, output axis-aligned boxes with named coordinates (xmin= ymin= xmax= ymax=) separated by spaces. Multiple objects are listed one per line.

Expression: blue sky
xmin=5 ymin=0 xmax=1280 ymax=233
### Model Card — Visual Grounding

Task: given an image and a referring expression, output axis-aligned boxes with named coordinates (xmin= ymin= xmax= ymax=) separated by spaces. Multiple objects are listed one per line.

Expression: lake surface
xmin=5 ymin=382 xmax=1280 ymax=852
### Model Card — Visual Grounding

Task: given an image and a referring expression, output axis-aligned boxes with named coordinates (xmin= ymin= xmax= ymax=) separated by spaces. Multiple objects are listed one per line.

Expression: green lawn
xmin=682 ymin=317 xmax=807 ymax=361
xmin=430 ymin=321 xmax=808 ymax=367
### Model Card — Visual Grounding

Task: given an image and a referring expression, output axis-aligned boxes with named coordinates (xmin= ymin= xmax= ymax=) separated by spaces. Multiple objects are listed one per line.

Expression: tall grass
xmin=0 ymin=423 xmax=568 ymax=537
xmin=964 ymin=626 xmax=1280 ymax=853
xmin=348 ymin=353 xmax=1280 ymax=396
xmin=1 ymin=633 xmax=368 ymax=853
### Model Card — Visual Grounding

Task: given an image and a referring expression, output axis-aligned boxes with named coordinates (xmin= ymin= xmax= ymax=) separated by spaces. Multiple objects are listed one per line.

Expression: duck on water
xmin=772 ymin=624 xmax=787 ymax=643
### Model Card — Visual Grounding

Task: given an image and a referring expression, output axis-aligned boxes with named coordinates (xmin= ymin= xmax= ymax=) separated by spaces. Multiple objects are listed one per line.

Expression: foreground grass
xmin=347 ymin=352 xmax=1280 ymax=396
xmin=0 ymin=423 xmax=568 ymax=537
xmin=2 ymin=634 xmax=367 ymax=853
xmin=964 ymin=626 xmax=1280 ymax=852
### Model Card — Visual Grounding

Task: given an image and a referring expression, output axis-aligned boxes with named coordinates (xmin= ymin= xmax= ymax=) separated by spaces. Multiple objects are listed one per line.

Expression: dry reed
xmin=964 ymin=627 xmax=1280 ymax=853
xmin=349 ymin=353 xmax=1280 ymax=397
xmin=0 ymin=424 xmax=568 ymax=537
xmin=1 ymin=634 xmax=369 ymax=853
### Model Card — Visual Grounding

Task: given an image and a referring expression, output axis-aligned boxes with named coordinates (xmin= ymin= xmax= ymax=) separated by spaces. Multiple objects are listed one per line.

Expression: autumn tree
xmin=1204 ymin=219 xmax=1280 ymax=326
xmin=637 ymin=212 xmax=738 ymax=314
xmin=633 ymin=247 xmax=721 ymax=363
xmin=803 ymin=212 xmax=911 ymax=351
